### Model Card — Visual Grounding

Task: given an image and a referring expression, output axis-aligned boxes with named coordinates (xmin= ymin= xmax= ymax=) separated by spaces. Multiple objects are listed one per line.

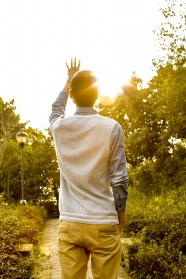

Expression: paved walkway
xmin=35 ymin=219 xmax=131 ymax=279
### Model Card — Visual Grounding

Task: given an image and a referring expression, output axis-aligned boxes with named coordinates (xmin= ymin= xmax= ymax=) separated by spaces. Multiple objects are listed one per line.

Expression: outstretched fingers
xmin=65 ymin=58 xmax=81 ymax=78
xmin=66 ymin=58 xmax=80 ymax=70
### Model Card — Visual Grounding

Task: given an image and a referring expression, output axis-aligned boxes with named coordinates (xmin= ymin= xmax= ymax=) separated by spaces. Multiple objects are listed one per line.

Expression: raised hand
xmin=66 ymin=58 xmax=80 ymax=78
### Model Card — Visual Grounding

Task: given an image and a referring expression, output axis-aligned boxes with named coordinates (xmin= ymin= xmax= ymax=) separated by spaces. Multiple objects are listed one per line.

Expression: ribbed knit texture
xmin=52 ymin=114 xmax=119 ymax=224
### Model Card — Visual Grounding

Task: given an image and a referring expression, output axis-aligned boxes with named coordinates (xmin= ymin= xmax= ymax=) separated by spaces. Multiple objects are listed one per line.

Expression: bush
xmin=40 ymin=201 xmax=59 ymax=218
xmin=125 ymin=186 xmax=186 ymax=279
xmin=0 ymin=203 xmax=46 ymax=279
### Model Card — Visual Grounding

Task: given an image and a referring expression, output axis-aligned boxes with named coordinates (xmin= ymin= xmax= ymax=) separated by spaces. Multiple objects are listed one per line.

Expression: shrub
xmin=40 ymin=201 xmax=59 ymax=218
xmin=0 ymin=204 xmax=46 ymax=279
xmin=125 ymin=186 xmax=186 ymax=279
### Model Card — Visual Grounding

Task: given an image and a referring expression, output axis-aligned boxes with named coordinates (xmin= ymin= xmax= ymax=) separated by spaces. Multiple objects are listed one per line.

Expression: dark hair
xmin=71 ymin=70 xmax=99 ymax=107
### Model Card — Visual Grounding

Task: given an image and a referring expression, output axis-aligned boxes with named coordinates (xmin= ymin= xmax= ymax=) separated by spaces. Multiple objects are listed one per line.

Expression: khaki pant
xmin=57 ymin=221 xmax=121 ymax=279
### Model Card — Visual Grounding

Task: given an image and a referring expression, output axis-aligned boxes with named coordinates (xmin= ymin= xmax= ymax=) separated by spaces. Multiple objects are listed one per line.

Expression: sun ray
xmin=96 ymin=70 xmax=131 ymax=106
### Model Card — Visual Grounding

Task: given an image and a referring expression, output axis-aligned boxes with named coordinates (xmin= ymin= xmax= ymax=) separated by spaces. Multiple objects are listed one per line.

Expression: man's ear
xmin=69 ymin=89 xmax=73 ymax=99
xmin=69 ymin=89 xmax=76 ymax=104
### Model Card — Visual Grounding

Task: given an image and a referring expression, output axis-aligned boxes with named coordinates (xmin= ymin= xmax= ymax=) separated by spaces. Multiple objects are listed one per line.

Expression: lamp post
xmin=16 ymin=130 xmax=28 ymax=205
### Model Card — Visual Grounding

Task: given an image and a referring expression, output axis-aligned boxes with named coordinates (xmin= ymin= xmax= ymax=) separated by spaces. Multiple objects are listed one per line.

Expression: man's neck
xmin=74 ymin=107 xmax=98 ymax=115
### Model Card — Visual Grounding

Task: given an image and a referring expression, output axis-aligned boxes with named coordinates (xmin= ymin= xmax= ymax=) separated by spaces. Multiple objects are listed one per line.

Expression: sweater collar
xmin=74 ymin=107 xmax=98 ymax=115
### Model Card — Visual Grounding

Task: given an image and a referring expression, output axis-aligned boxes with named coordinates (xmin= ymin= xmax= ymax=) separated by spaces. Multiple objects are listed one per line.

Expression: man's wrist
xmin=118 ymin=211 xmax=125 ymax=223
xmin=67 ymin=76 xmax=73 ymax=82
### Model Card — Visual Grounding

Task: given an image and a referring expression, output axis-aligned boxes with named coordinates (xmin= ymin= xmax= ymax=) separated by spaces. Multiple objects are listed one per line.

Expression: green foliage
xmin=0 ymin=97 xmax=59 ymax=205
xmin=125 ymin=187 xmax=186 ymax=278
xmin=0 ymin=97 xmax=21 ymax=141
xmin=99 ymin=73 xmax=161 ymax=167
xmin=99 ymin=63 xmax=186 ymax=196
xmin=0 ymin=97 xmax=27 ymax=201
xmin=40 ymin=200 xmax=59 ymax=218
xmin=154 ymin=0 xmax=186 ymax=66
xmin=0 ymin=124 xmax=59 ymax=205
xmin=0 ymin=203 xmax=46 ymax=279
xmin=128 ymin=140 xmax=186 ymax=197
xmin=22 ymin=127 xmax=59 ymax=204
xmin=0 ymin=98 xmax=24 ymax=177
xmin=149 ymin=64 xmax=186 ymax=141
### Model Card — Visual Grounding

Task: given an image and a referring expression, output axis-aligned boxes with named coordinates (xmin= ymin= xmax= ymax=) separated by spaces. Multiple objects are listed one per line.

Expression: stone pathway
xmin=35 ymin=219 xmax=131 ymax=279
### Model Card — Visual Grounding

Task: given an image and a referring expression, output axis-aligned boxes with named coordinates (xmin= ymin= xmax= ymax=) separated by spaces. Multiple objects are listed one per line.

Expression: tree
xmin=149 ymin=63 xmax=186 ymax=141
xmin=99 ymin=72 xmax=162 ymax=167
xmin=154 ymin=0 xmax=186 ymax=66
xmin=1 ymin=126 xmax=59 ymax=204
xmin=0 ymin=97 xmax=59 ymax=204
xmin=99 ymin=65 xmax=186 ymax=193
xmin=0 ymin=96 xmax=60 ymax=209
xmin=23 ymin=127 xmax=59 ymax=204
xmin=0 ymin=97 xmax=25 ymax=198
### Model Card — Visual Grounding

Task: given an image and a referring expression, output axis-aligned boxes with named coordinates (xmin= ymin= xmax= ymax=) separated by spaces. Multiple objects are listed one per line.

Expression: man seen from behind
xmin=49 ymin=58 xmax=128 ymax=279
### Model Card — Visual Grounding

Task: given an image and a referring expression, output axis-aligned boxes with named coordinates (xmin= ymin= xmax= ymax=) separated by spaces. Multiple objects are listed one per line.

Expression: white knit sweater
xmin=52 ymin=114 xmax=119 ymax=224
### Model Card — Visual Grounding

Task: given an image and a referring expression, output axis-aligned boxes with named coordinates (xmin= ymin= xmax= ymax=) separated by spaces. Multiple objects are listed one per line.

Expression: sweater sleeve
xmin=49 ymin=91 xmax=68 ymax=132
xmin=108 ymin=123 xmax=128 ymax=211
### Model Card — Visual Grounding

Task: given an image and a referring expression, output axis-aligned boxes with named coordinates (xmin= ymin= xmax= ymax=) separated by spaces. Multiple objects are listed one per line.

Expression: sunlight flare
xmin=97 ymin=71 xmax=130 ymax=106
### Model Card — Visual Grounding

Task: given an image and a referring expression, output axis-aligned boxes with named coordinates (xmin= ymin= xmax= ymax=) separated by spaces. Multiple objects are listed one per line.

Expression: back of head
xmin=71 ymin=70 xmax=99 ymax=107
